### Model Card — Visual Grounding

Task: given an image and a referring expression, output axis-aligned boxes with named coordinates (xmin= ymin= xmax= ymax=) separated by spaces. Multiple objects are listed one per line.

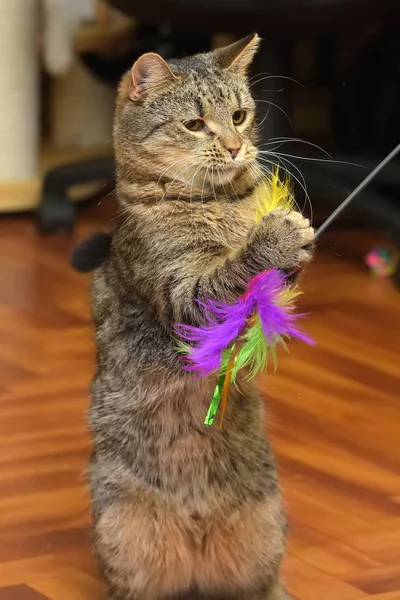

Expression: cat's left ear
xmin=213 ymin=34 xmax=260 ymax=75
xmin=129 ymin=53 xmax=178 ymax=100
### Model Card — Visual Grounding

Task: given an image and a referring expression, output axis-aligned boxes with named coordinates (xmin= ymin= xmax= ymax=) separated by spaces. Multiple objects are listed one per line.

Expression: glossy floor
xmin=0 ymin=207 xmax=399 ymax=600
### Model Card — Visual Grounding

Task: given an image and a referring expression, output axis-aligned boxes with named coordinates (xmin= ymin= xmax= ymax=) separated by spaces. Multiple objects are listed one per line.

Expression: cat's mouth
xmin=214 ymin=157 xmax=255 ymax=177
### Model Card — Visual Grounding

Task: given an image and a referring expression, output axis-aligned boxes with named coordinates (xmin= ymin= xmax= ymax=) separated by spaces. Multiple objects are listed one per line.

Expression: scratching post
xmin=50 ymin=58 xmax=115 ymax=149
xmin=0 ymin=0 xmax=40 ymax=181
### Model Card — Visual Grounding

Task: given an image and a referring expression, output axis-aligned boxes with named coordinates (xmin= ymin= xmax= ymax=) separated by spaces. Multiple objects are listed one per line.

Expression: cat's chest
xmin=187 ymin=200 xmax=257 ymax=248
xmin=135 ymin=196 xmax=258 ymax=255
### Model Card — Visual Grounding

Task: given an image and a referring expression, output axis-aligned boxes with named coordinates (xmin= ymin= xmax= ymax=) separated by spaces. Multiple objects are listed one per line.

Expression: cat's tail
xmin=70 ymin=231 xmax=112 ymax=273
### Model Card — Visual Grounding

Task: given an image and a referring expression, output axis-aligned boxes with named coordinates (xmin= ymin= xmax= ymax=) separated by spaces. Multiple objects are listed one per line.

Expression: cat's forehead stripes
xmin=147 ymin=70 xmax=251 ymax=123
xmin=194 ymin=72 xmax=248 ymax=110
xmin=189 ymin=70 xmax=248 ymax=105
xmin=195 ymin=98 xmax=204 ymax=117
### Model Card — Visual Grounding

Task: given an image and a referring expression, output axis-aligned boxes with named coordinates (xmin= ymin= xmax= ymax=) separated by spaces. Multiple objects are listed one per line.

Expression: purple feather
xmin=175 ymin=269 xmax=313 ymax=376
xmin=251 ymin=269 xmax=314 ymax=345
xmin=175 ymin=292 xmax=253 ymax=376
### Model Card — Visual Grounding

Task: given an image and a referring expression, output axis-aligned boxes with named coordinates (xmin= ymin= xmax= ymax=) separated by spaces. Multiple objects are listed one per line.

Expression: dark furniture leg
xmin=37 ymin=157 xmax=114 ymax=234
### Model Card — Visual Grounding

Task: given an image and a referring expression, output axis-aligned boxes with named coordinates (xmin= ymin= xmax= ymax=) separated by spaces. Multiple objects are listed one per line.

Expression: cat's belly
xmin=90 ymin=368 xmax=275 ymax=504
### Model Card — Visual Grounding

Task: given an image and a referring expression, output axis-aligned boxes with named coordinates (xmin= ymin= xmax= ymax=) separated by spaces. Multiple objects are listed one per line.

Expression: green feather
xmin=230 ymin=315 xmax=291 ymax=381
xmin=233 ymin=316 xmax=268 ymax=379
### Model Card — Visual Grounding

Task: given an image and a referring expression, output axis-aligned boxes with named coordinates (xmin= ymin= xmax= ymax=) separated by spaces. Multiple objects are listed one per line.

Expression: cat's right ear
xmin=129 ymin=53 xmax=178 ymax=101
xmin=213 ymin=34 xmax=260 ymax=75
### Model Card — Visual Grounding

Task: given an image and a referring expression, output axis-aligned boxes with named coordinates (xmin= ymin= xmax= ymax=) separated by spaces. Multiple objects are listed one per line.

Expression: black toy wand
xmin=315 ymin=142 xmax=400 ymax=239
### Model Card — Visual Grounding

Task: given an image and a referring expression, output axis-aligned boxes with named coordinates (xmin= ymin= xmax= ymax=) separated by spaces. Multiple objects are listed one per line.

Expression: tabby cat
xmin=88 ymin=34 xmax=314 ymax=600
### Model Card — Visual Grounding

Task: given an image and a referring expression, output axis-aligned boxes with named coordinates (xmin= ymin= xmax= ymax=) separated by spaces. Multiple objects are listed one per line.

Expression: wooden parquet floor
xmin=0 ymin=206 xmax=399 ymax=600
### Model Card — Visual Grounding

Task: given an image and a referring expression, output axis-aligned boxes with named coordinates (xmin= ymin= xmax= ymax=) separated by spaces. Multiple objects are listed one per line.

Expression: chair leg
xmin=37 ymin=157 xmax=114 ymax=234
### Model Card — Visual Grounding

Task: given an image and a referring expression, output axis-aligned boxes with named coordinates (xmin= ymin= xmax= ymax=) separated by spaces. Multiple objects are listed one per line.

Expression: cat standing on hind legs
xmin=88 ymin=33 xmax=313 ymax=600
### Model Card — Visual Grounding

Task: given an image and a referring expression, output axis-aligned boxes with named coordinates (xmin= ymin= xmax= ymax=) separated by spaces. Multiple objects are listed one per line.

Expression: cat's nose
xmin=227 ymin=145 xmax=242 ymax=160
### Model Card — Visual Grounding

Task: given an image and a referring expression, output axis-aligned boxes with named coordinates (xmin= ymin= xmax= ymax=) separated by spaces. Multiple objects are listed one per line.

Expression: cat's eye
xmin=232 ymin=110 xmax=246 ymax=126
xmin=185 ymin=119 xmax=204 ymax=132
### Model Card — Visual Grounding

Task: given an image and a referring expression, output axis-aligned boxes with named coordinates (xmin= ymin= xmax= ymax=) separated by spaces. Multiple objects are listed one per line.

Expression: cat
xmin=88 ymin=34 xmax=314 ymax=600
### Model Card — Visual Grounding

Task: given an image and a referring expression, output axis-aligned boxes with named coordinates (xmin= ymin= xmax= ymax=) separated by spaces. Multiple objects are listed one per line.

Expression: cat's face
xmin=115 ymin=35 xmax=260 ymax=192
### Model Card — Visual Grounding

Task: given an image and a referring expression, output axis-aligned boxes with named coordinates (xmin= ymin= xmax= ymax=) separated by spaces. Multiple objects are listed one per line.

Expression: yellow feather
xmin=255 ymin=168 xmax=301 ymax=300
xmin=255 ymin=167 xmax=294 ymax=223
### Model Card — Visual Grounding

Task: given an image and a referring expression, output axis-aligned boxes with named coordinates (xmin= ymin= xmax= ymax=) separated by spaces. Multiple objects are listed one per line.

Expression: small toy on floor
xmin=365 ymin=245 xmax=399 ymax=277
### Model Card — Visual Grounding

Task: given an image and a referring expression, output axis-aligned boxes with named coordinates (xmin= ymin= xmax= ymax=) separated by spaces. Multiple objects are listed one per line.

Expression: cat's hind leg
xmin=94 ymin=497 xmax=195 ymax=600
xmin=264 ymin=582 xmax=292 ymax=600
xmin=167 ymin=585 xmax=292 ymax=600
xmin=239 ymin=582 xmax=292 ymax=600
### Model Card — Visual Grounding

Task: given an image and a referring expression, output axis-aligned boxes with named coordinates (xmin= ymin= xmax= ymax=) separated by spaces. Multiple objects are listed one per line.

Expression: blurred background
xmin=1 ymin=0 xmax=400 ymax=268
xmin=0 ymin=2 xmax=399 ymax=600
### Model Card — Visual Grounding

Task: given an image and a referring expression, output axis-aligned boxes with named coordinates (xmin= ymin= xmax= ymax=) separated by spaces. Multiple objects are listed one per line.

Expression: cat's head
xmin=114 ymin=35 xmax=260 ymax=193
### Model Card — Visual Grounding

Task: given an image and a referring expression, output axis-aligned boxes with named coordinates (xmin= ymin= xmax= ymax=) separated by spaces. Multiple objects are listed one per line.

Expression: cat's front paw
xmin=256 ymin=208 xmax=315 ymax=272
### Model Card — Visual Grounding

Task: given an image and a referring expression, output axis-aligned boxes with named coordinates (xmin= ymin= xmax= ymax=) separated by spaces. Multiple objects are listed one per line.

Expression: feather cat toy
xmin=175 ymin=171 xmax=312 ymax=427
xmin=176 ymin=142 xmax=400 ymax=427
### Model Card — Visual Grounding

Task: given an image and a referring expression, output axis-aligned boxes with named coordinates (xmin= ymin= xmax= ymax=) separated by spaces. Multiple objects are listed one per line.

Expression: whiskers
xmin=178 ymin=159 xmax=207 ymax=205
xmin=216 ymin=168 xmax=229 ymax=201
xmin=157 ymin=157 xmax=199 ymax=205
xmin=258 ymin=148 xmax=361 ymax=168
xmin=256 ymin=134 xmax=365 ymax=223
xmin=249 ymin=73 xmax=304 ymax=90
xmin=259 ymin=137 xmax=331 ymax=157
xmin=210 ymin=167 xmax=218 ymax=202
xmin=254 ymin=98 xmax=292 ymax=125
xmin=252 ymin=72 xmax=304 ymax=129
xmin=219 ymin=165 xmax=242 ymax=202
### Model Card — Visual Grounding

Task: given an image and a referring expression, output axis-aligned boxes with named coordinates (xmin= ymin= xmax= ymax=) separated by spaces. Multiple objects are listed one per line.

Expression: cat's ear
xmin=213 ymin=34 xmax=260 ymax=75
xmin=129 ymin=53 xmax=178 ymax=100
